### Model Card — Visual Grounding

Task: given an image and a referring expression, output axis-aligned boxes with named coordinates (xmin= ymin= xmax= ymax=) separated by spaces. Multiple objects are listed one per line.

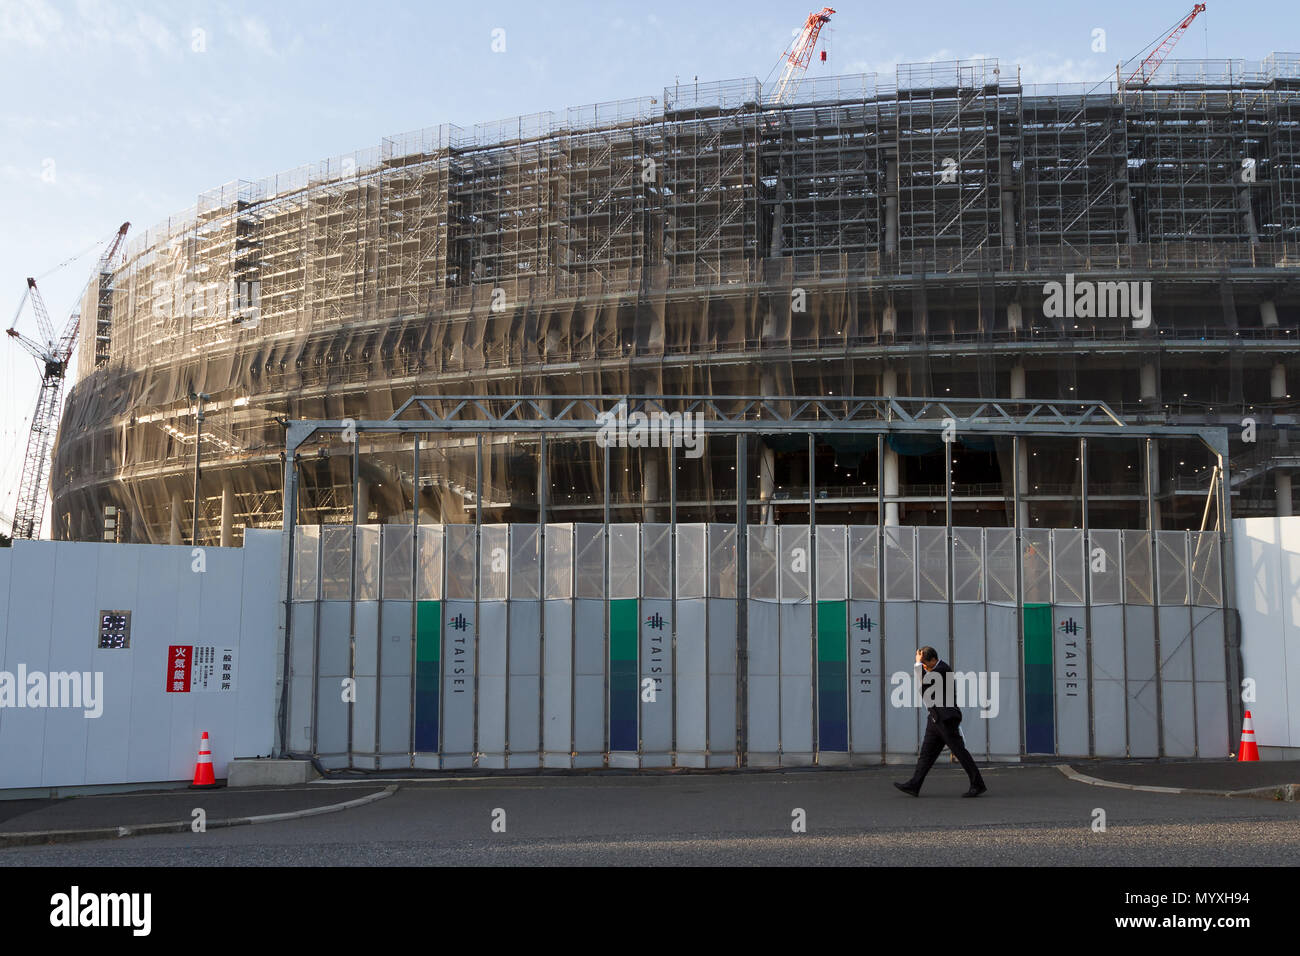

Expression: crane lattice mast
xmin=5 ymin=222 xmax=129 ymax=539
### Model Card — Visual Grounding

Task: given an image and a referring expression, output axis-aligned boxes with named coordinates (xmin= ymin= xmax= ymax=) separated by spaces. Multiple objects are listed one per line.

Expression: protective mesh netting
xmin=48 ymin=57 xmax=1300 ymax=543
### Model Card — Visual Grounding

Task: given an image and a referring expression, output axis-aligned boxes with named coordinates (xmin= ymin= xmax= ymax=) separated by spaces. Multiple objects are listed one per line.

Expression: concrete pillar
xmin=884 ymin=158 xmax=898 ymax=255
xmin=760 ymin=444 xmax=775 ymax=526
xmin=1007 ymin=301 xmax=1023 ymax=332
xmin=1277 ymin=471 xmax=1293 ymax=518
xmin=643 ymin=457 xmax=660 ymax=524
xmin=1261 ymin=300 xmax=1279 ymax=329
xmin=1010 ymin=363 xmax=1026 ymax=399
xmin=883 ymin=445 xmax=900 ymax=527
xmin=220 ymin=479 xmax=234 ymax=548
xmin=882 ymin=367 xmax=898 ymax=398
xmin=169 ymin=487 xmax=184 ymax=546
xmin=1273 ymin=363 xmax=1290 ymax=454
xmin=882 ymin=367 xmax=901 ymax=526
xmin=1140 ymin=362 xmax=1158 ymax=403
xmin=769 ymin=204 xmax=785 ymax=258
xmin=1123 ymin=186 xmax=1139 ymax=245
xmin=1239 ymin=184 xmax=1260 ymax=243
xmin=999 ymin=155 xmax=1017 ymax=250
xmin=882 ymin=302 xmax=897 ymax=337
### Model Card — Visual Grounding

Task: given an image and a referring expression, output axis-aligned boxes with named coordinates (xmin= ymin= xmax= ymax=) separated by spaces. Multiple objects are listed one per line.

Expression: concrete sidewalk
xmin=1064 ymin=759 xmax=1300 ymax=798
xmin=0 ymin=783 xmax=393 ymax=848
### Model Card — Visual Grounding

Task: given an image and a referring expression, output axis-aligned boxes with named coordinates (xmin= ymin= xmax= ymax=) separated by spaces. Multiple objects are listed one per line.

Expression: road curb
xmin=1055 ymin=765 xmax=1298 ymax=801
xmin=0 ymin=784 xmax=397 ymax=849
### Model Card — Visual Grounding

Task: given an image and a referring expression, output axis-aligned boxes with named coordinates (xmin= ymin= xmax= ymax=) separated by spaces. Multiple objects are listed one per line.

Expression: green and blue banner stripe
xmin=1023 ymin=602 xmax=1054 ymax=753
xmin=415 ymin=600 xmax=441 ymax=752
xmin=817 ymin=601 xmax=849 ymax=752
xmin=609 ymin=598 xmax=639 ymax=752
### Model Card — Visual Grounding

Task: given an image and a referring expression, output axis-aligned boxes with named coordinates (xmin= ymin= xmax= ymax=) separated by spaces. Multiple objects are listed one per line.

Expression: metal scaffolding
xmin=48 ymin=54 xmax=1300 ymax=545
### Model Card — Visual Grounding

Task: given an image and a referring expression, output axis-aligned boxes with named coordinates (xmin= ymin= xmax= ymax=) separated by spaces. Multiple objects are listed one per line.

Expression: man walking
xmin=893 ymin=646 xmax=988 ymax=797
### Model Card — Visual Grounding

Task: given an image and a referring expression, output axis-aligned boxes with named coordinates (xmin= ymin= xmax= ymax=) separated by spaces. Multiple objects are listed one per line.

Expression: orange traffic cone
xmin=190 ymin=731 xmax=218 ymax=787
xmin=1237 ymin=711 xmax=1260 ymax=762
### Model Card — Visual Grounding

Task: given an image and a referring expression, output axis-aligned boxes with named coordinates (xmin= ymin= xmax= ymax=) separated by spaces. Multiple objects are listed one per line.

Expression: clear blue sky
xmin=2 ymin=0 xmax=1297 ymax=529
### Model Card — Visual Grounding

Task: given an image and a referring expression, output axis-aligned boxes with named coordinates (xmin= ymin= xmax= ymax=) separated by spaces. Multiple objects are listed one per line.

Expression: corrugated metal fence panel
xmin=1089 ymin=529 xmax=1126 ymax=756
xmin=573 ymin=523 xmax=605 ymax=767
xmin=1156 ymin=531 xmax=1197 ymax=757
xmin=379 ymin=524 xmax=414 ymax=769
xmin=746 ymin=524 xmax=780 ymax=766
xmin=351 ymin=525 xmax=381 ymax=767
xmin=1190 ymin=530 xmax=1228 ymax=757
xmin=884 ymin=526 xmax=919 ymax=758
xmin=413 ymin=524 xmax=443 ymax=769
xmin=848 ymin=526 xmax=882 ymax=761
xmin=778 ymin=525 xmax=813 ymax=766
xmin=640 ymin=523 xmax=673 ymax=767
xmin=608 ymin=524 xmax=640 ymax=766
xmin=442 ymin=524 xmax=477 ymax=769
xmin=288 ymin=522 xmax=1234 ymax=767
xmin=952 ymin=529 xmax=987 ymax=756
xmin=289 ymin=525 xmax=319 ymax=754
xmin=508 ymin=524 xmax=542 ymax=769
xmin=543 ymin=523 xmax=574 ymax=767
xmin=1124 ymin=530 xmax=1159 ymax=758
xmin=676 ymin=524 xmax=708 ymax=767
xmin=1052 ymin=530 xmax=1088 ymax=757
xmin=477 ymin=524 xmax=509 ymax=769
xmin=816 ymin=525 xmax=848 ymax=762
xmin=706 ymin=524 xmax=738 ymax=768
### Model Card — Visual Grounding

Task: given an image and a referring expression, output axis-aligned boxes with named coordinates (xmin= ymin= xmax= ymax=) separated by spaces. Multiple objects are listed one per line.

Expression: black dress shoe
xmin=961 ymin=784 xmax=988 ymax=798
xmin=893 ymin=781 xmax=920 ymax=797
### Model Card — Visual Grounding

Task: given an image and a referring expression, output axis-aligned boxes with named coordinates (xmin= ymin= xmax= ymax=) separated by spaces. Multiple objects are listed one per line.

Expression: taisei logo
xmin=1042 ymin=274 xmax=1152 ymax=329
xmin=596 ymin=401 xmax=704 ymax=459
xmin=50 ymin=886 xmax=151 ymax=936
xmin=0 ymin=666 xmax=103 ymax=718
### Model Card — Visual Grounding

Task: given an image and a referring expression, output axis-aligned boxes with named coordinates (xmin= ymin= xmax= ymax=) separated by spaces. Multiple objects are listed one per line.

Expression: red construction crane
xmin=6 ymin=221 xmax=129 ymax=540
xmin=767 ymin=7 xmax=835 ymax=106
xmin=1125 ymin=4 xmax=1207 ymax=87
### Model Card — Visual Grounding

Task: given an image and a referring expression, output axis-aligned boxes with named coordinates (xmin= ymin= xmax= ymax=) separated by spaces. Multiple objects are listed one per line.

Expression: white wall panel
xmin=41 ymin=543 xmax=99 ymax=787
xmin=1 ymin=536 xmax=277 ymax=791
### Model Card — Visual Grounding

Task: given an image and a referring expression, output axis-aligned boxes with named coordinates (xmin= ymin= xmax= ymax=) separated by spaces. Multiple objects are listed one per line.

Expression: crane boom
xmin=1126 ymin=4 xmax=1207 ymax=87
xmin=5 ymin=222 xmax=130 ymax=540
xmin=767 ymin=7 xmax=835 ymax=106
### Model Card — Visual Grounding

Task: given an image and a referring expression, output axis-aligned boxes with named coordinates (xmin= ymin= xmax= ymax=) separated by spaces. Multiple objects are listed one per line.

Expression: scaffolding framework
xmin=48 ymin=54 xmax=1300 ymax=545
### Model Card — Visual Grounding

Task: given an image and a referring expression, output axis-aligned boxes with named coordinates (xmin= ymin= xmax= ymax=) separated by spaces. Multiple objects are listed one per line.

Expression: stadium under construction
xmin=47 ymin=54 xmax=1300 ymax=546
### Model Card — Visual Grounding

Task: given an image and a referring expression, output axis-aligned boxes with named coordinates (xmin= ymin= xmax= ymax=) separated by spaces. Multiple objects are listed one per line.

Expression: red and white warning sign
xmin=165 ymin=645 xmax=237 ymax=693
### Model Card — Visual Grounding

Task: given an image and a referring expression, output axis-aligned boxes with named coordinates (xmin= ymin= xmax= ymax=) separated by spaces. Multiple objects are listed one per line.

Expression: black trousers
xmin=906 ymin=714 xmax=985 ymax=791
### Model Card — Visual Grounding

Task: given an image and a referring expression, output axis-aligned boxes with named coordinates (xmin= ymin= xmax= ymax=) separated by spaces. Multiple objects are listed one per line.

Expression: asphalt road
xmin=2 ymin=765 xmax=1296 ymax=866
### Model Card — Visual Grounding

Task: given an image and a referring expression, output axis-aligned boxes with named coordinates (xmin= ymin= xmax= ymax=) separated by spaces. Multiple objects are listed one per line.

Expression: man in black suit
xmin=893 ymin=646 xmax=987 ymax=797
